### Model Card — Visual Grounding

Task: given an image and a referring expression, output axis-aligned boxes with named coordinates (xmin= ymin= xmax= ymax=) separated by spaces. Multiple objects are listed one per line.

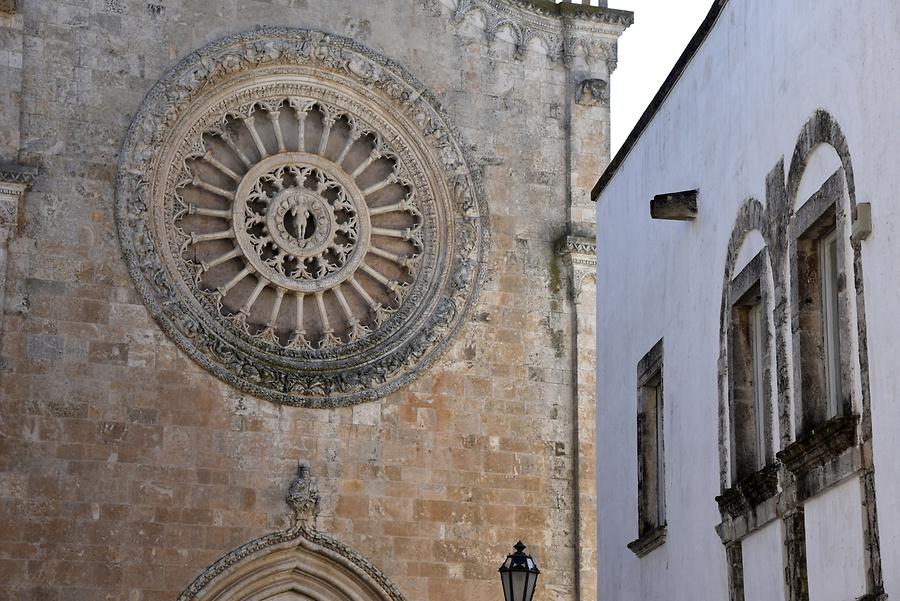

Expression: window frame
xmin=788 ymin=169 xmax=853 ymax=439
xmin=727 ymin=252 xmax=773 ymax=484
xmin=628 ymin=339 xmax=667 ymax=557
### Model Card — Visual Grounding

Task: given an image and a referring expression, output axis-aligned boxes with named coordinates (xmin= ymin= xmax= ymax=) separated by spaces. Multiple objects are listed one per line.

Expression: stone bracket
xmin=0 ymin=162 xmax=36 ymax=228
xmin=557 ymin=235 xmax=596 ymax=301
xmin=650 ymin=189 xmax=699 ymax=221
xmin=627 ymin=524 xmax=666 ymax=558
xmin=851 ymin=202 xmax=872 ymax=242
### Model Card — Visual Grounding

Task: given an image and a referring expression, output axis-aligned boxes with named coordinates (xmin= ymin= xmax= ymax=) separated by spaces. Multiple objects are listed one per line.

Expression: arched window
xmin=726 ymin=236 xmax=774 ymax=482
xmin=787 ymin=143 xmax=855 ymax=438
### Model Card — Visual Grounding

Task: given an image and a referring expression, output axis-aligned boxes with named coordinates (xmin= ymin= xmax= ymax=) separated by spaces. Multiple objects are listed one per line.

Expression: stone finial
xmin=287 ymin=463 xmax=320 ymax=524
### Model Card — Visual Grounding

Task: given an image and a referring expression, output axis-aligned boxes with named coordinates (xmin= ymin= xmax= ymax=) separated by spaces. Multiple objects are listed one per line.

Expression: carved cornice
xmin=559 ymin=235 xmax=596 ymax=259
xmin=777 ymin=414 xmax=859 ymax=475
xmin=0 ymin=162 xmax=37 ymax=188
xmin=558 ymin=235 xmax=596 ymax=300
xmin=715 ymin=463 xmax=779 ymax=518
xmin=449 ymin=0 xmax=631 ymax=68
xmin=0 ymin=163 xmax=36 ymax=228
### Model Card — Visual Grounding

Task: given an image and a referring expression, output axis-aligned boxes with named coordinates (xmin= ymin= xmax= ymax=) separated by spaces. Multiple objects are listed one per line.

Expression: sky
xmin=604 ymin=0 xmax=712 ymax=153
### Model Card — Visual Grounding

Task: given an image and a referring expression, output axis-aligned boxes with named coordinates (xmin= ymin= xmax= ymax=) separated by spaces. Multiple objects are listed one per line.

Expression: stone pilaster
xmin=560 ymin=235 xmax=597 ymax=601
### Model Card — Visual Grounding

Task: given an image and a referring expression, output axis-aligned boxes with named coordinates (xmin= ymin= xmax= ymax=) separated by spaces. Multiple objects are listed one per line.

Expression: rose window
xmin=116 ymin=29 xmax=487 ymax=407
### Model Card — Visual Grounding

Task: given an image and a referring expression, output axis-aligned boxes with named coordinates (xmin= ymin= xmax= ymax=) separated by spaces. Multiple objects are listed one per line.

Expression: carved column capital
xmin=558 ymin=235 xmax=597 ymax=302
xmin=0 ymin=162 xmax=36 ymax=229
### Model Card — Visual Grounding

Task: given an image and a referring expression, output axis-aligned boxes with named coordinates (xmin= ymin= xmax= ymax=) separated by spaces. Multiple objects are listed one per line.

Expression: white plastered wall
xmin=595 ymin=1 xmax=900 ymax=599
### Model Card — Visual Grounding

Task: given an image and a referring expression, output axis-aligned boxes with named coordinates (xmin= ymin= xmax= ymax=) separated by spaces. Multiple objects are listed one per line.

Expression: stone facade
xmin=0 ymin=1 xmax=627 ymax=600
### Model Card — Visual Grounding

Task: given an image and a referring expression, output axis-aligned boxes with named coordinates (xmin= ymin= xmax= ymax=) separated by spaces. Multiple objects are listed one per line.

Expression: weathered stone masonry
xmin=0 ymin=1 xmax=628 ymax=600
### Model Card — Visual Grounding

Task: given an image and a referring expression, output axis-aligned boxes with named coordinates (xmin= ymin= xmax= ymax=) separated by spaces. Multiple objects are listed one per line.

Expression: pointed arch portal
xmin=179 ymin=467 xmax=407 ymax=601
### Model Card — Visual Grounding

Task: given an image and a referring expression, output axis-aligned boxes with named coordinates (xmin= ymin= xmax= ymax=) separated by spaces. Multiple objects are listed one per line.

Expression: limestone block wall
xmin=0 ymin=1 xmax=625 ymax=600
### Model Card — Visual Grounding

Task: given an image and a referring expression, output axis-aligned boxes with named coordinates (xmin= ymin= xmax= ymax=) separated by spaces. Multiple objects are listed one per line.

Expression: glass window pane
xmin=820 ymin=230 xmax=842 ymax=416
xmin=750 ymin=303 xmax=766 ymax=469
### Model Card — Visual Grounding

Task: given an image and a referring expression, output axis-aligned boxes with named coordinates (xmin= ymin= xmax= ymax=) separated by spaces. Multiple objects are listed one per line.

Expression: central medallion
xmin=230 ymin=152 xmax=372 ymax=294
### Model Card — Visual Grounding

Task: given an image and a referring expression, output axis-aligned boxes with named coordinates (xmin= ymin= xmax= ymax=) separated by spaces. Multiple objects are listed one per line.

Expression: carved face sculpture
xmin=116 ymin=29 xmax=488 ymax=407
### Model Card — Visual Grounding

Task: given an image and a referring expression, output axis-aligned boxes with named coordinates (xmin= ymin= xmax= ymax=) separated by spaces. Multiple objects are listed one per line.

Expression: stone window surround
xmin=786 ymin=169 xmax=855 ymax=441
xmin=715 ymin=251 xmax=781 ymax=530
xmin=115 ymin=28 xmax=489 ymax=408
xmin=714 ymin=110 xmax=885 ymax=601
xmin=727 ymin=251 xmax=775 ymax=482
xmin=628 ymin=338 xmax=666 ymax=558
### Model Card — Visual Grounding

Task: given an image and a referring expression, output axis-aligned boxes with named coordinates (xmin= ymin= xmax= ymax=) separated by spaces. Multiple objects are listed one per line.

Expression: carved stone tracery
xmin=116 ymin=29 xmax=488 ymax=407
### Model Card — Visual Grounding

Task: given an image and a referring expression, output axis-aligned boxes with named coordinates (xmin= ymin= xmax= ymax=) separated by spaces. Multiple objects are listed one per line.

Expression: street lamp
xmin=498 ymin=541 xmax=540 ymax=601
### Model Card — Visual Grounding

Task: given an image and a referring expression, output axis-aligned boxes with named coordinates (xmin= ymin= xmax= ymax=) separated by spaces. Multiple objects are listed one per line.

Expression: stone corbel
xmin=0 ymin=162 xmax=36 ymax=228
xmin=558 ymin=235 xmax=597 ymax=302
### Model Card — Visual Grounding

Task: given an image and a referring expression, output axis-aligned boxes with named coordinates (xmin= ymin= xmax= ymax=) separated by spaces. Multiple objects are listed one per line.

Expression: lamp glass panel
xmin=501 ymin=571 xmax=513 ymax=601
xmin=523 ymin=571 xmax=537 ymax=601
xmin=512 ymin=570 xmax=528 ymax=601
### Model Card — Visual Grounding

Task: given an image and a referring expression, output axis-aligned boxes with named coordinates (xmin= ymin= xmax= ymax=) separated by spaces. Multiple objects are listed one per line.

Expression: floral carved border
xmin=116 ymin=28 xmax=489 ymax=408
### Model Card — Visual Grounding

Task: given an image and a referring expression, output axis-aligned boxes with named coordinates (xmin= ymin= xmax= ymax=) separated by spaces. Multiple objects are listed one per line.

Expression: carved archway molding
xmin=179 ymin=466 xmax=407 ymax=601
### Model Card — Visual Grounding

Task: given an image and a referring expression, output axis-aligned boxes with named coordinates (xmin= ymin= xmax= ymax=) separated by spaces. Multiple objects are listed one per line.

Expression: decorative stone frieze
xmin=116 ymin=28 xmax=488 ymax=407
xmin=0 ymin=162 xmax=36 ymax=187
xmin=178 ymin=465 xmax=408 ymax=601
xmin=449 ymin=0 xmax=632 ymax=67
